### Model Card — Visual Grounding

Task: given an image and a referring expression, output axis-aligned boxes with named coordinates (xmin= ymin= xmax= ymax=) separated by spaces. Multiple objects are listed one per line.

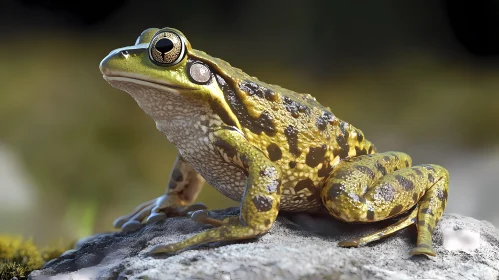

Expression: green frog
xmin=99 ymin=27 xmax=449 ymax=256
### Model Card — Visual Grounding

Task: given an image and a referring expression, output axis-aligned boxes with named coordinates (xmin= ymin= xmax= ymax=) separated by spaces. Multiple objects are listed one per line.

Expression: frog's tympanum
xmin=99 ymin=28 xmax=449 ymax=256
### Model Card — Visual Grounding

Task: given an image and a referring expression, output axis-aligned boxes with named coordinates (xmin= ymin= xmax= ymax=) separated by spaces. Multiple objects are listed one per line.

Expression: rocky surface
xmin=30 ymin=208 xmax=499 ymax=280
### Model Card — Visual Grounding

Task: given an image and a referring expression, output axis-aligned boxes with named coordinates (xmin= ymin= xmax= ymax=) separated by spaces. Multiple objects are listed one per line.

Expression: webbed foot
xmin=113 ymin=195 xmax=206 ymax=232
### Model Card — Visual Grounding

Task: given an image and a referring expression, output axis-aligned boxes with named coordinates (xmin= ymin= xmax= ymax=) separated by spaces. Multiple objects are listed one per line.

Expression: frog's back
xmin=191 ymin=50 xmax=375 ymax=211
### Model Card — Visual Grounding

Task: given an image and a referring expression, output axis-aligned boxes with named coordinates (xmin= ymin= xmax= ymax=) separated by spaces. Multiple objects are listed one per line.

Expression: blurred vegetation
xmin=0 ymin=0 xmax=498 ymax=248
xmin=0 ymin=236 xmax=68 ymax=279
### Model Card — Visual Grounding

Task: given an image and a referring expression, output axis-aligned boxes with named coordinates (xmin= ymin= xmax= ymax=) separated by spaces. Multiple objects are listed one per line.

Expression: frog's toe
xmin=113 ymin=198 xmax=157 ymax=228
xmin=178 ymin=202 xmax=207 ymax=215
xmin=409 ymin=245 xmax=436 ymax=257
xmin=338 ymin=239 xmax=361 ymax=248
xmin=147 ymin=243 xmax=178 ymax=255
xmin=146 ymin=212 xmax=167 ymax=224
xmin=121 ymin=220 xmax=144 ymax=232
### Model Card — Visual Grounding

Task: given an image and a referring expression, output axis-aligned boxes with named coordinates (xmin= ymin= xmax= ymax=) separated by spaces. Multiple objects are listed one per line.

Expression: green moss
xmin=0 ymin=236 xmax=71 ymax=280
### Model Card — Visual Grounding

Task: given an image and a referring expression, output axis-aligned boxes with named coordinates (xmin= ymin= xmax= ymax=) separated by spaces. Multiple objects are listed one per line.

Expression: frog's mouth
xmin=102 ymin=75 xmax=198 ymax=92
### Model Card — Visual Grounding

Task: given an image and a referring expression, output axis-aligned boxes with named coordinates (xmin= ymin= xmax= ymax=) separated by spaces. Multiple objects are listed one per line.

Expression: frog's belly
xmin=163 ymin=121 xmax=322 ymax=212
xmin=184 ymin=148 xmax=323 ymax=212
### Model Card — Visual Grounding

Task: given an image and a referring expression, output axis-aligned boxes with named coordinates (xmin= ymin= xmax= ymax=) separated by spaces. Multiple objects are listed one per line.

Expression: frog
xmin=99 ymin=27 xmax=449 ymax=257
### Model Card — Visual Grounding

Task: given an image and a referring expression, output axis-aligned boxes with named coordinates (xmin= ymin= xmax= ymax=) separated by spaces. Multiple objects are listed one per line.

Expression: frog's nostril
xmin=120 ymin=50 xmax=130 ymax=58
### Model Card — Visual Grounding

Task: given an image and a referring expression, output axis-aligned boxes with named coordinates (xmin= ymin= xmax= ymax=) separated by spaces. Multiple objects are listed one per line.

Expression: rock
xmin=30 ymin=208 xmax=499 ymax=280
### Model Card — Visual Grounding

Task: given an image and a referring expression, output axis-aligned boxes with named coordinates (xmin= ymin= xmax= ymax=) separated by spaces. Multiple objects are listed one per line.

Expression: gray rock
xmin=30 ymin=208 xmax=499 ymax=280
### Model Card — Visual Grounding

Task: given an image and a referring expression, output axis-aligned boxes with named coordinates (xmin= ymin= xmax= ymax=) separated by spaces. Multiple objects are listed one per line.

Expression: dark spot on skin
xmin=239 ymin=81 xmax=277 ymax=102
xmin=335 ymin=135 xmax=349 ymax=159
xmin=383 ymin=156 xmax=391 ymax=162
xmin=375 ymin=162 xmax=387 ymax=176
xmin=284 ymin=125 xmax=301 ymax=156
xmin=377 ymin=183 xmax=395 ymax=201
xmin=413 ymin=168 xmax=424 ymax=176
xmin=168 ymin=180 xmax=177 ymax=190
xmin=357 ymin=131 xmax=364 ymax=142
xmin=316 ymin=111 xmax=334 ymax=131
xmin=428 ymin=173 xmax=435 ymax=183
xmin=217 ymin=75 xmax=275 ymax=136
xmin=263 ymin=88 xmax=277 ymax=102
xmin=264 ymin=219 xmax=271 ymax=227
xmin=240 ymin=154 xmax=250 ymax=175
xmin=413 ymin=193 xmax=419 ymax=202
xmin=421 ymin=208 xmax=434 ymax=216
xmin=418 ymin=220 xmax=427 ymax=227
xmin=214 ymin=138 xmax=237 ymax=158
xmin=395 ymin=175 xmax=414 ymax=191
xmin=283 ymin=96 xmax=309 ymax=118
xmin=405 ymin=161 xmax=410 ymax=167
xmin=171 ymin=168 xmax=183 ymax=182
xmin=328 ymin=183 xmax=344 ymax=200
xmin=426 ymin=224 xmax=434 ymax=233
xmin=266 ymin=143 xmax=282 ymax=161
xmin=294 ymin=178 xmax=316 ymax=193
xmin=318 ymin=161 xmax=334 ymax=177
xmin=266 ymin=179 xmax=281 ymax=194
xmin=443 ymin=189 xmax=448 ymax=201
xmin=340 ymin=121 xmax=348 ymax=136
xmin=288 ymin=161 xmax=297 ymax=169
xmin=423 ymin=164 xmax=436 ymax=173
xmin=367 ymin=210 xmax=375 ymax=220
xmin=252 ymin=195 xmax=273 ymax=212
xmin=355 ymin=146 xmax=368 ymax=156
xmin=368 ymin=145 xmax=374 ymax=154
xmin=334 ymin=170 xmax=353 ymax=180
xmin=436 ymin=189 xmax=446 ymax=201
xmin=390 ymin=153 xmax=399 ymax=161
xmin=308 ymin=190 xmax=322 ymax=202
xmin=355 ymin=165 xmax=375 ymax=179
xmin=389 ymin=204 xmax=404 ymax=216
xmin=306 ymin=144 xmax=327 ymax=168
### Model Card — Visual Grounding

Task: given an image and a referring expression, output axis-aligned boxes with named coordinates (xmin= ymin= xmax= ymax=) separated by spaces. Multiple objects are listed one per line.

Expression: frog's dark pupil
xmin=155 ymin=38 xmax=174 ymax=53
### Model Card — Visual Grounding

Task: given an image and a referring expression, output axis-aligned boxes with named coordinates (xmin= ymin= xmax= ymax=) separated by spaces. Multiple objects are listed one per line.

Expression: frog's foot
xmin=113 ymin=195 xmax=206 ymax=232
xmin=147 ymin=223 xmax=267 ymax=254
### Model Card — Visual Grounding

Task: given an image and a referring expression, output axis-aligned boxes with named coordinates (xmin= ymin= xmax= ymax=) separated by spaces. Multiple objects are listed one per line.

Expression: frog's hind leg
xmin=321 ymin=152 xmax=449 ymax=256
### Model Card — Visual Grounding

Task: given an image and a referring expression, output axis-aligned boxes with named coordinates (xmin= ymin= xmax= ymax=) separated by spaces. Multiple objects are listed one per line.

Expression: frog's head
xmin=99 ymin=27 xmax=241 ymax=130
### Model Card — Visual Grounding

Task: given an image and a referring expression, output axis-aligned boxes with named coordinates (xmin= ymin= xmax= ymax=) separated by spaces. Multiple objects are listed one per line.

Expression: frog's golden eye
xmin=149 ymin=30 xmax=186 ymax=66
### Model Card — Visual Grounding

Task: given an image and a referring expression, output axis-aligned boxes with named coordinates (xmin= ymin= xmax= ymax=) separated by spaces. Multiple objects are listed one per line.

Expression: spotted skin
xmin=100 ymin=27 xmax=450 ymax=257
xmin=322 ymin=153 xmax=449 ymax=256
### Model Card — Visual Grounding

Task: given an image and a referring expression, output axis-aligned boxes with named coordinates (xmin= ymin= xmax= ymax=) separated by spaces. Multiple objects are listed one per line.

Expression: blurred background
xmin=0 ymin=0 xmax=498 ymax=246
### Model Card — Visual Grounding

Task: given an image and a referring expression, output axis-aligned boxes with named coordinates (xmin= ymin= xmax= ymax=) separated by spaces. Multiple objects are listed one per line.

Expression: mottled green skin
xmin=100 ymin=27 xmax=449 ymax=256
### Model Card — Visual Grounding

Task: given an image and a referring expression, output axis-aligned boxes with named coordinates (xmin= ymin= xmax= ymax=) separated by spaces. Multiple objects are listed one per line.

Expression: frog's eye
xmin=187 ymin=61 xmax=212 ymax=85
xmin=149 ymin=30 xmax=186 ymax=66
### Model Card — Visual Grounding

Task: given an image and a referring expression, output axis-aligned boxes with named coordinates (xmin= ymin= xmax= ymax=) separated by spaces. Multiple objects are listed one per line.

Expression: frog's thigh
xmin=148 ymin=129 xmax=282 ymax=254
xmin=321 ymin=152 xmax=449 ymax=256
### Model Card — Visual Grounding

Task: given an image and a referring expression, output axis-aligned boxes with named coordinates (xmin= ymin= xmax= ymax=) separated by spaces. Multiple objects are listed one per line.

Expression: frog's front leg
xmin=114 ymin=154 xmax=207 ymax=232
xmin=148 ymin=129 xmax=282 ymax=254
xmin=321 ymin=152 xmax=449 ymax=256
